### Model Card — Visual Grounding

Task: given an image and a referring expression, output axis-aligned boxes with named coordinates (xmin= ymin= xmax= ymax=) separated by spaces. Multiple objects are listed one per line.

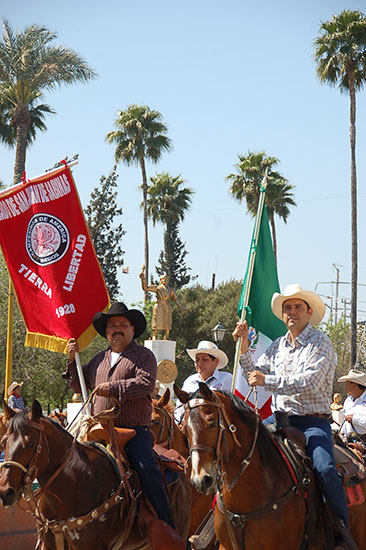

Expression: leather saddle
xmin=85 ymin=422 xmax=186 ymax=480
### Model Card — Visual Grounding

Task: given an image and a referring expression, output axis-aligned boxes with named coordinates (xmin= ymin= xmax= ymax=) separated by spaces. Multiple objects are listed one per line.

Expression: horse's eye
xmin=24 ymin=437 xmax=35 ymax=449
xmin=151 ymin=419 xmax=160 ymax=426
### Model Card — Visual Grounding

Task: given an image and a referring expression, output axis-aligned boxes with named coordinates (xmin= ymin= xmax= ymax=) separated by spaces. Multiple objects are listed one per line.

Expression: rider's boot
xmin=334 ymin=518 xmax=358 ymax=550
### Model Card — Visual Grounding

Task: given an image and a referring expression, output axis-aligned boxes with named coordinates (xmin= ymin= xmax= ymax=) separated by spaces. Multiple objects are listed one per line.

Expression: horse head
xmin=0 ymin=400 xmax=49 ymax=506
xmin=175 ymin=383 xmax=256 ymax=495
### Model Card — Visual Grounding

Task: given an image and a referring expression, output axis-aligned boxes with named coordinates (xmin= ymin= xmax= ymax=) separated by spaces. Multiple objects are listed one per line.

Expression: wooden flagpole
xmin=4 ymin=276 xmax=14 ymax=402
xmin=231 ymin=169 xmax=268 ymax=393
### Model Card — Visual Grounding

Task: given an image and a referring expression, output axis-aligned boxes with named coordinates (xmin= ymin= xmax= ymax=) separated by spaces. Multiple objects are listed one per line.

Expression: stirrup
xmin=189 ymin=509 xmax=216 ymax=550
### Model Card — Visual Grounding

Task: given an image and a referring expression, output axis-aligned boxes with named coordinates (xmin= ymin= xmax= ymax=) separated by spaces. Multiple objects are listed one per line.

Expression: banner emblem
xmin=25 ymin=213 xmax=70 ymax=266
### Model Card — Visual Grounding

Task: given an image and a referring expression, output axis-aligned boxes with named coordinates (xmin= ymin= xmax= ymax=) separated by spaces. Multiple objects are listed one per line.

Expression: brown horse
xmin=0 ymin=400 xmax=190 ymax=550
xmin=152 ymin=389 xmax=216 ymax=546
xmin=175 ymin=383 xmax=342 ymax=550
xmin=49 ymin=410 xmax=68 ymax=428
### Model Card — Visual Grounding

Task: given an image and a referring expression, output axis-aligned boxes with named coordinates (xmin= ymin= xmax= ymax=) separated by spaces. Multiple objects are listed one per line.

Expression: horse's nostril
xmin=201 ymin=475 xmax=213 ymax=490
xmin=0 ymin=487 xmax=16 ymax=506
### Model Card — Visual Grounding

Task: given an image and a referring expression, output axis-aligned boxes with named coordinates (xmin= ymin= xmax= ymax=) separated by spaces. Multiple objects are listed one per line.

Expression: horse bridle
xmin=0 ymin=420 xmax=49 ymax=490
xmin=185 ymin=395 xmax=260 ymax=491
xmin=153 ymin=405 xmax=175 ymax=448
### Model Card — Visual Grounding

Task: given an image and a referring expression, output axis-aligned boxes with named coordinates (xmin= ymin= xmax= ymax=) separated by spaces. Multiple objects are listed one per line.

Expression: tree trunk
xmin=348 ymin=66 xmax=358 ymax=367
xmin=140 ymin=156 xmax=149 ymax=302
xmin=13 ymin=107 xmax=30 ymax=185
xmin=268 ymin=211 xmax=277 ymax=264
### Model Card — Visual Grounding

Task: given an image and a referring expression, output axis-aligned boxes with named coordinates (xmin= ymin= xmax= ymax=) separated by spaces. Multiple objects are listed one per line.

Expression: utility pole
xmin=333 ymin=264 xmax=340 ymax=324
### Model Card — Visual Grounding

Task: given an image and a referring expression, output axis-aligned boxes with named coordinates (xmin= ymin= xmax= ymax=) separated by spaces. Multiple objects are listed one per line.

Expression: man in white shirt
xmin=338 ymin=368 xmax=366 ymax=439
xmin=174 ymin=341 xmax=232 ymax=421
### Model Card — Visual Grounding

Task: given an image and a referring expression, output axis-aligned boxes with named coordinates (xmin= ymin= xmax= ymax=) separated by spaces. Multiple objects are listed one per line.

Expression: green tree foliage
xmin=0 ymin=19 xmax=96 ymax=184
xmin=314 ymin=10 xmax=366 ymax=366
xmin=0 ymin=256 xmax=72 ymax=410
xmin=227 ymin=151 xmax=296 ymax=262
xmin=105 ymin=105 xmax=172 ymax=297
xmin=85 ymin=167 xmax=125 ymax=300
xmin=147 ymin=171 xmax=194 ymax=289
xmin=156 ymin=221 xmax=194 ymax=289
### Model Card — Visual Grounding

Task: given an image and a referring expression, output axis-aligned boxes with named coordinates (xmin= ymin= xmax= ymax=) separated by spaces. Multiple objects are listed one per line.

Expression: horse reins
xmin=153 ymin=405 xmax=175 ymax=448
xmin=185 ymin=395 xmax=259 ymax=491
xmin=0 ymin=420 xmax=49 ymax=492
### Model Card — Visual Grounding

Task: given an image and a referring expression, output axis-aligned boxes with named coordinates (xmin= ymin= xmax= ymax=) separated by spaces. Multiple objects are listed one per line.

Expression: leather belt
xmin=291 ymin=413 xmax=331 ymax=420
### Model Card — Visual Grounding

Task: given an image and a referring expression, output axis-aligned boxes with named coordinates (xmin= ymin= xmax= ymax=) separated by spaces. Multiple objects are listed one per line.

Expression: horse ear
xmin=158 ymin=388 xmax=171 ymax=407
xmin=198 ymin=382 xmax=214 ymax=401
xmin=31 ymin=400 xmax=43 ymax=421
xmin=174 ymin=383 xmax=189 ymax=404
xmin=3 ymin=399 xmax=15 ymax=420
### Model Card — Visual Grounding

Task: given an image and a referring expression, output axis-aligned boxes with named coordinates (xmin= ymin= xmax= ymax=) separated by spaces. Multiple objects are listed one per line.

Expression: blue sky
xmin=1 ymin=0 xmax=366 ymax=323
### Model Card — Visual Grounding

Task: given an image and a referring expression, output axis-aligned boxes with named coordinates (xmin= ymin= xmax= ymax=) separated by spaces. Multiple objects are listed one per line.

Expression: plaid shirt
xmin=8 ymin=395 xmax=25 ymax=410
xmin=239 ymin=323 xmax=336 ymax=416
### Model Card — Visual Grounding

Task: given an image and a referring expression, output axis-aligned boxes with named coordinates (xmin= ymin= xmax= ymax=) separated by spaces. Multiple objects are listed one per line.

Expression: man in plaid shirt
xmin=233 ymin=284 xmax=354 ymax=549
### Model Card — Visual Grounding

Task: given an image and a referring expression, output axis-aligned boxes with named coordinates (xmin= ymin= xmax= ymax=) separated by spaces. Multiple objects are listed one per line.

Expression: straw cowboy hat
xmin=186 ymin=341 xmax=228 ymax=369
xmin=93 ymin=302 xmax=146 ymax=339
xmin=271 ymin=284 xmax=326 ymax=326
xmin=338 ymin=369 xmax=366 ymax=386
xmin=7 ymin=381 xmax=23 ymax=396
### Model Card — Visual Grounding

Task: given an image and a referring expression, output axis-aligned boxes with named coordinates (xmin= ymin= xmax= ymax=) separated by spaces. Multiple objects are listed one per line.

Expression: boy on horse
xmin=233 ymin=284 xmax=356 ymax=550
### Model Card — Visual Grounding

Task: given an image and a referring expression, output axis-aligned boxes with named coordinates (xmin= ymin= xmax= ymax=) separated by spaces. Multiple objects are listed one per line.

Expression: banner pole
xmin=75 ymin=352 xmax=92 ymax=415
xmin=4 ymin=276 xmax=14 ymax=402
xmin=75 ymin=352 xmax=89 ymax=403
xmin=231 ymin=170 xmax=268 ymax=392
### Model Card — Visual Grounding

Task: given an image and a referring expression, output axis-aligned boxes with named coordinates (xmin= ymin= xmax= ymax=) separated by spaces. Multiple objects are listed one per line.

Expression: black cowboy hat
xmin=92 ymin=302 xmax=146 ymax=339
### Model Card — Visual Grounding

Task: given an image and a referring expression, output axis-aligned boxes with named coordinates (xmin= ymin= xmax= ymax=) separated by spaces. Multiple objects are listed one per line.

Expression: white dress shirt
xmin=174 ymin=369 xmax=233 ymax=421
xmin=341 ymin=390 xmax=366 ymax=436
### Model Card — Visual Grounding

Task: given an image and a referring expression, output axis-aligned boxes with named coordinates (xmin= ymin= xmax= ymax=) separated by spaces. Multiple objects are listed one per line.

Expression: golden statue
xmin=331 ymin=392 xmax=343 ymax=411
xmin=139 ymin=265 xmax=186 ymax=340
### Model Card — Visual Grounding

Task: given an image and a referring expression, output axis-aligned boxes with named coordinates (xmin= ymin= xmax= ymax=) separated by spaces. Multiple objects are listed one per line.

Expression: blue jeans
xmin=124 ymin=425 xmax=174 ymax=528
xmin=288 ymin=415 xmax=348 ymax=527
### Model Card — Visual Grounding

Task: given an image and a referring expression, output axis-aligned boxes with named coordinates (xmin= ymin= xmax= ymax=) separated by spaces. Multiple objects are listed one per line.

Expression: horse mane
xmin=8 ymin=410 xmax=29 ymax=435
xmin=8 ymin=410 xmax=73 ymax=443
xmin=189 ymin=389 xmax=285 ymax=472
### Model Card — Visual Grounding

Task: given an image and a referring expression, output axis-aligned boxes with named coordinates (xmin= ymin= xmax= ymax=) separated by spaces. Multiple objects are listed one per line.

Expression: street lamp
xmin=211 ymin=321 xmax=227 ymax=348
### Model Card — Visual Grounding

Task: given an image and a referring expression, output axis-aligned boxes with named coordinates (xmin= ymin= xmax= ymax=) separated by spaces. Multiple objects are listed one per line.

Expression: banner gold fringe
xmin=25 ymin=324 xmax=99 ymax=354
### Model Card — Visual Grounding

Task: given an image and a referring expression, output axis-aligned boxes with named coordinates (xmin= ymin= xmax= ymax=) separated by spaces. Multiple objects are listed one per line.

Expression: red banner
xmin=0 ymin=164 xmax=109 ymax=353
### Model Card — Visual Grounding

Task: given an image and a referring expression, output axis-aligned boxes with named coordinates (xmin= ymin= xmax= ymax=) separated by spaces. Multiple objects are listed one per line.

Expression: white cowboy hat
xmin=271 ymin=284 xmax=325 ymax=326
xmin=338 ymin=369 xmax=366 ymax=386
xmin=7 ymin=381 xmax=23 ymax=396
xmin=186 ymin=341 xmax=228 ymax=369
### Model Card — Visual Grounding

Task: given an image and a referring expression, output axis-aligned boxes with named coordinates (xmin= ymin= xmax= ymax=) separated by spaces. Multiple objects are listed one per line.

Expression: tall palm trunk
xmin=349 ymin=64 xmax=358 ymax=366
xmin=140 ymin=156 xmax=149 ymax=302
xmin=268 ymin=211 xmax=277 ymax=264
xmin=13 ymin=107 xmax=30 ymax=184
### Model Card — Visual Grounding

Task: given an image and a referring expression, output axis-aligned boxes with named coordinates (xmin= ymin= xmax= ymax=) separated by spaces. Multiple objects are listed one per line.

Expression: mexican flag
xmin=234 ymin=205 xmax=286 ymax=419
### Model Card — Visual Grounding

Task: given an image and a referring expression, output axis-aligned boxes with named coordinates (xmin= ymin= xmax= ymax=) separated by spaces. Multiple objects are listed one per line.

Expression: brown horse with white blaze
xmin=175 ymin=383 xmax=338 ymax=550
xmin=0 ymin=400 xmax=190 ymax=550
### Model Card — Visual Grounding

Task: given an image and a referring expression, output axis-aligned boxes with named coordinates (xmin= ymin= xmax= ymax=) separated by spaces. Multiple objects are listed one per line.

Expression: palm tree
xmin=0 ymin=96 xmax=55 ymax=150
xmin=106 ymin=105 xmax=172 ymax=299
xmin=147 ymin=172 xmax=194 ymax=288
xmin=0 ymin=19 xmax=96 ymax=184
xmin=147 ymin=172 xmax=193 ymax=226
xmin=227 ymin=151 xmax=296 ymax=262
xmin=314 ymin=10 xmax=366 ymax=365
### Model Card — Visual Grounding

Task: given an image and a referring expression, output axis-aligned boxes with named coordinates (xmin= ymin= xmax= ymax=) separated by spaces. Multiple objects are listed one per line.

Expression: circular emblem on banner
xmin=157 ymin=359 xmax=178 ymax=384
xmin=25 ymin=213 xmax=70 ymax=266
